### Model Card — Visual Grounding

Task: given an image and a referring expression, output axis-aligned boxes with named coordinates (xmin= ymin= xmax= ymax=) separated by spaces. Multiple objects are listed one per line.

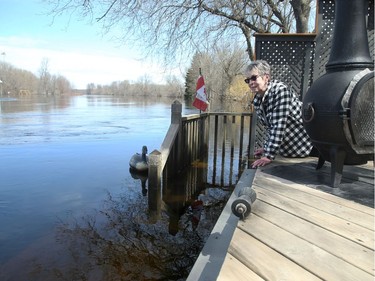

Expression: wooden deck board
xmin=262 ymin=160 xmax=374 ymax=208
xmin=236 ymin=214 xmax=373 ymax=280
xmin=251 ymin=199 xmax=374 ymax=274
xmin=254 ymin=188 xmax=373 ymax=249
xmin=188 ymin=158 xmax=374 ymax=281
xmin=254 ymin=170 xmax=374 ymax=216
xmin=226 ymin=227 xmax=322 ymax=281
xmin=253 ymin=182 xmax=374 ymax=230
xmin=217 ymin=253 xmax=265 ymax=281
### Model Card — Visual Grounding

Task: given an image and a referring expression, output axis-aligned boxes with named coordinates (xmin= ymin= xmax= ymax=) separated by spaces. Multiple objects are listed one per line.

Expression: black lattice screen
xmin=255 ymin=34 xmax=316 ymax=100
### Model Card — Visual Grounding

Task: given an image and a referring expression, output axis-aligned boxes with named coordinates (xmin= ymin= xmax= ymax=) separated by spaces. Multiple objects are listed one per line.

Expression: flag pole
xmin=199 ymin=68 xmax=202 ymax=114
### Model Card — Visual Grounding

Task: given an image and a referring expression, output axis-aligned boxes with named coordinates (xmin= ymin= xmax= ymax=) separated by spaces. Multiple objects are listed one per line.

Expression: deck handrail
xmin=149 ymin=101 xmax=182 ymax=191
xmin=159 ymin=123 xmax=180 ymax=169
xmin=149 ymin=101 xmax=254 ymax=191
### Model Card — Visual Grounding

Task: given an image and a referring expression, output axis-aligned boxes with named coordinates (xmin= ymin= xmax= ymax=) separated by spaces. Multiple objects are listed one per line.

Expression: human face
xmin=245 ymin=71 xmax=269 ymax=94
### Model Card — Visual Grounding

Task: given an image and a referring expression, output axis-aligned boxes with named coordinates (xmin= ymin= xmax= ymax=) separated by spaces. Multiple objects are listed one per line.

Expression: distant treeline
xmin=0 ymin=60 xmax=71 ymax=96
xmin=0 ymin=46 xmax=252 ymax=105
xmin=85 ymin=76 xmax=184 ymax=99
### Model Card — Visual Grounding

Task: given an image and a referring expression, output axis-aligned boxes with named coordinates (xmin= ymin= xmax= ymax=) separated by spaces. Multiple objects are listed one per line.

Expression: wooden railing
xmin=208 ymin=112 xmax=255 ymax=187
xmin=148 ymin=101 xmax=255 ymax=196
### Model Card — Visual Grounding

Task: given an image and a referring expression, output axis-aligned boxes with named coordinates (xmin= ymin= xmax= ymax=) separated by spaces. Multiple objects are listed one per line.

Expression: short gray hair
xmin=245 ymin=60 xmax=271 ymax=77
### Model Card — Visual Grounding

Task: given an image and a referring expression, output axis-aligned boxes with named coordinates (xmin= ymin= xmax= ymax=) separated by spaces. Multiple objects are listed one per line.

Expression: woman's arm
xmin=263 ymin=83 xmax=292 ymax=160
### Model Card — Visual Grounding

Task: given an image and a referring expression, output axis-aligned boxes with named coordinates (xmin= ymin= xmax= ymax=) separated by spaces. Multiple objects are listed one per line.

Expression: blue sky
xmin=0 ymin=0 xmax=175 ymax=88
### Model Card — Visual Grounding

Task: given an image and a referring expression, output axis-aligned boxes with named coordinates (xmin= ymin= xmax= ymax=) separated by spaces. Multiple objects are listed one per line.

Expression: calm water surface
xmin=0 ymin=95 xmax=228 ymax=280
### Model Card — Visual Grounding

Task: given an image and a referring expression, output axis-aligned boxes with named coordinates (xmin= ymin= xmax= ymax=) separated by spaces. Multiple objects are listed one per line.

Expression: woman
xmin=245 ymin=60 xmax=313 ymax=168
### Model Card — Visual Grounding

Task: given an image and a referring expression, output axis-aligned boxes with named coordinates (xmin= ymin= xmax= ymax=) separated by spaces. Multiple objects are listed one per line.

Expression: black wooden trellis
xmin=254 ymin=34 xmax=316 ymax=100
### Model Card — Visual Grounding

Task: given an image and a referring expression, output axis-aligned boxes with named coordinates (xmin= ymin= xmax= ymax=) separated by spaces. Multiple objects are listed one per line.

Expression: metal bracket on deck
xmin=231 ymin=187 xmax=257 ymax=219
xmin=231 ymin=169 xmax=257 ymax=220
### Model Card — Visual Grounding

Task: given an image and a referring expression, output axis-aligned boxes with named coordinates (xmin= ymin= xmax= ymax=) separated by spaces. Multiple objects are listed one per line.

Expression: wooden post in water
xmin=148 ymin=149 xmax=162 ymax=222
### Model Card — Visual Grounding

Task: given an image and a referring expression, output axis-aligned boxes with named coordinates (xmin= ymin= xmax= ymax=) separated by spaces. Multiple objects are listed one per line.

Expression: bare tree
xmin=165 ymin=75 xmax=184 ymax=98
xmin=134 ymin=74 xmax=152 ymax=96
xmin=54 ymin=74 xmax=72 ymax=94
xmin=185 ymin=42 xmax=247 ymax=101
xmin=0 ymin=61 xmax=73 ymax=95
xmin=38 ymin=57 xmax=51 ymax=94
xmin=0 ymin=62 xmax=38 ymax=95
xmin=45 ymin=0 xmax=314 ymax=65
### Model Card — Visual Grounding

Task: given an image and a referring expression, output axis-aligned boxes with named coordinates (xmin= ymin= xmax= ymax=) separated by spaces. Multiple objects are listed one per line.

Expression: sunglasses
xmin=244 ymin=75 xmax=259 ymax=84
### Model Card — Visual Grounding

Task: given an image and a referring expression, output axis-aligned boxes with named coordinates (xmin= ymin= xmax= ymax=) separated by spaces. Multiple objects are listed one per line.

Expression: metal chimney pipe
xmin=326 ymin=0 xmax=373 ymax=71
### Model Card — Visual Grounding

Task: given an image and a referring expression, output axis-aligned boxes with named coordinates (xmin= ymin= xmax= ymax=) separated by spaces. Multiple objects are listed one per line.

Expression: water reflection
xmin=129 ymin=169 xmax=148 ymax=196
xmin=1 ymin=168 xmax=228 ymax=281
xmin=53 ymin=192 xmax=203 ymax=281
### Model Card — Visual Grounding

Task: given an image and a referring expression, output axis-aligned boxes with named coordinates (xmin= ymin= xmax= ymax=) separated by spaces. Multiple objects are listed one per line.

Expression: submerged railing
xmin=148 ymin=101 xmax=255 ymax=207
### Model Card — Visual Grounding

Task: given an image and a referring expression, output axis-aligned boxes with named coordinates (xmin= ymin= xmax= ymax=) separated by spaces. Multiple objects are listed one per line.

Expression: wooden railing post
xmin=249 ymin=113 xmax=257 ymax=158
xmin=171 ymin=100 xmax=182 ymax=124
xmin=148 ymin=149 xmax=162 ymax=222
xmin=201 ymin=114 xmax=209 ymax=155
xmin=171 ymin=100 xmax=183 ymax=172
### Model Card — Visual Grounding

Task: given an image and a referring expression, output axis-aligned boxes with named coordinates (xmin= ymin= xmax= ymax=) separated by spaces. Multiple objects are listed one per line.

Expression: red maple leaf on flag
xmin=192 ymin=75 xmax=208 ymax=111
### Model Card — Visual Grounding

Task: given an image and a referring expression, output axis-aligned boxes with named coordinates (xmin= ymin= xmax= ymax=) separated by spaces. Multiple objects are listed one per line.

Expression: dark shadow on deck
xmin=262 ymin=159 xmax=374 ymax=208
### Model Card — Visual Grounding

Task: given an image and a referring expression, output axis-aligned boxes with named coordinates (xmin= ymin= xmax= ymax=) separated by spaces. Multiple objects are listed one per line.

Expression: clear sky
xmin=0 ymin=0 xmax=176 ymax=89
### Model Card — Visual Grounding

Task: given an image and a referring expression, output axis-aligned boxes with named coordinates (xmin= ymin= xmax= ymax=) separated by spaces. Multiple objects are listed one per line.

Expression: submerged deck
xmin=188 ymin=157 xmax=374 ymax=281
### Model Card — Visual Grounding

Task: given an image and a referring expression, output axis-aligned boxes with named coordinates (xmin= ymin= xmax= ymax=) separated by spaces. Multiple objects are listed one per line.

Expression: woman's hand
xmin=251 ymin=156 xmax=271 ymax=168
xmin=254 ymin=148 xmax=264 ymax=158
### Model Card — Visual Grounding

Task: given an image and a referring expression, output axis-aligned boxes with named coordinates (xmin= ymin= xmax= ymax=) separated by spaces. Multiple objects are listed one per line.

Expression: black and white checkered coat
xmin=252 ymin=80 xmax=312 ymax=160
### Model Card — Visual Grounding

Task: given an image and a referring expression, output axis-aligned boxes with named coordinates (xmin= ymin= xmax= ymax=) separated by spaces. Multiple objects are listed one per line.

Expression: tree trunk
xmin=290 ymin=0 xmax=311 ymax=33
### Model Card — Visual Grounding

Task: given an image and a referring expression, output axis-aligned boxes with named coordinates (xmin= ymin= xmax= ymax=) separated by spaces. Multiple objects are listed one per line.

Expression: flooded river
xmin=0 ymin=95 xmax=232 ymax=281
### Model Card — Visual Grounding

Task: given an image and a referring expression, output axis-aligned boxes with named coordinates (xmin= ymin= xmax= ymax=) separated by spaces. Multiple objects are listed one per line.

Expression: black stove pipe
xmin=325 ymin=0 xmax=373 ymax=71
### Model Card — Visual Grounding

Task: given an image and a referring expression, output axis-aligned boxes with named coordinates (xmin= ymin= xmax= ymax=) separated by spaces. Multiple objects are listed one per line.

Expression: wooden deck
xmin=187 ymin=157 xmax=374 ymax=281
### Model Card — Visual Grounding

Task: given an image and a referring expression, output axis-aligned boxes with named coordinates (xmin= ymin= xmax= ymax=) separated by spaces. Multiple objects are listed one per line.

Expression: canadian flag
xmin=192 ymin=75 xmax=208 ymax=111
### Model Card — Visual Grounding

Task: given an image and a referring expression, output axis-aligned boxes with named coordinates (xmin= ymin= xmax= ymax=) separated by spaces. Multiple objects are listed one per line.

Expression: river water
xmin=0 ymin=94 xmax=234 ymax=281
